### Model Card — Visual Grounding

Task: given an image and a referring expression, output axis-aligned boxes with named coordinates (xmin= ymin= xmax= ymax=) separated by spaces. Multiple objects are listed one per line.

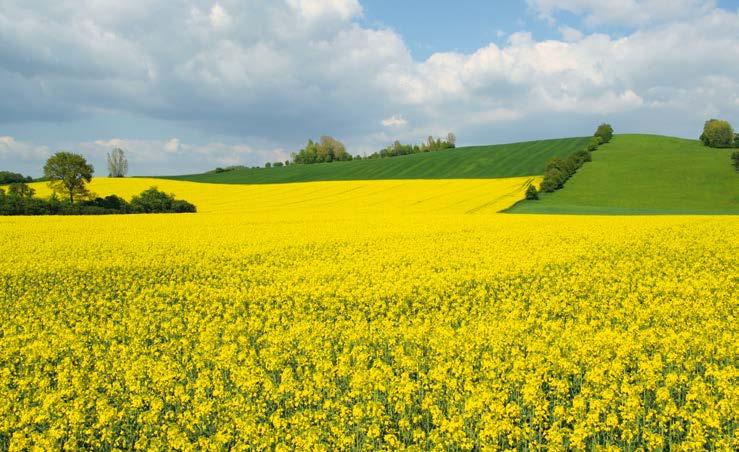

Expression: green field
xmin=160 ymin=137 xmax=590 ymax=184
xmin=509 ymin=134 xmax=739 ymax=214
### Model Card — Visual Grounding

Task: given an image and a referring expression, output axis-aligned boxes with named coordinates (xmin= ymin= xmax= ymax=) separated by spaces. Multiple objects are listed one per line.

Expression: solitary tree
xmin=446 ymin=132 xmax=456 ymax=147
xmin=700 ymin=119 xmax=734 ymax=148
xmin=107 ymin=147 xmax=128 ymax=177
xmin=43 ymin=152 xmax=94 ymax=203
xmin=594 ymin=124 xmax=614 ymax=143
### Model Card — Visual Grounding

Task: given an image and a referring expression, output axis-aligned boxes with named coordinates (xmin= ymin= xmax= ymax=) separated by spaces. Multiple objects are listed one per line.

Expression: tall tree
xmin=446 ymin=132 xmax=456 ymax=147
xmin=107 ymin=147 xmax=129 ymax=177
xmin=43 ymin=152 xmax=94 ymax=203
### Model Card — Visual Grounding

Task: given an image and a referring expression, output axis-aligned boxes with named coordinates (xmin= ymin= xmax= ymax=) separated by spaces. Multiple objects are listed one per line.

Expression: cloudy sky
xmin=1 ymin=0 xmax=738 ymax=176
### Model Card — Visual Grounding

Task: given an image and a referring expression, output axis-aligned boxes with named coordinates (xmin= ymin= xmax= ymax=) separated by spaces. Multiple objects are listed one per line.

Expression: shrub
xmin=594 ymin=124 xmax=614 ymax=143
xmin=130 ymin=187 xmax=196 ymax=214
xmin=525 ymin=184 xmax=539 ymax=200
xmin=540 ymin=168 xmax=565 ymax=192
xmin=700 ymin=119 xmax=734 ymax=148
xmin=587 ymin=137 xmax=602 ymax=152
xmin=273 ymin=162 xmax=284 ymax=167
xmin=732 ymin=150 xmax=739 ymax=171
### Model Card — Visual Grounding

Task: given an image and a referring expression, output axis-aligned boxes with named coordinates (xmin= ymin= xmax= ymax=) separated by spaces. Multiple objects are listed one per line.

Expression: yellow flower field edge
xmin=26 ymin=176 xmax=539 ymax=215
xmin=0 ymin=180 xmax=737 ymax=450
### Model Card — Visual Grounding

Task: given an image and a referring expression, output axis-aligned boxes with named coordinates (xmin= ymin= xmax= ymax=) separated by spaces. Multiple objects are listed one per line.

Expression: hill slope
xmin=509 ymin=134 xmax=739 ymax=214
xmin=160 ymin=137 xmax=590 ymax=184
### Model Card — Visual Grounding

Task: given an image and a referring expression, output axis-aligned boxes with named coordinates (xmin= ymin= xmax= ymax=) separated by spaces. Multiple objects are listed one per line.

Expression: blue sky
xmin=1 ymin=0 xmax=738 ymax=176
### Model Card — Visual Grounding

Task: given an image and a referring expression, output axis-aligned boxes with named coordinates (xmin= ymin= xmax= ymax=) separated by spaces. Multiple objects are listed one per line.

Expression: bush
xmin=732 ymin=151 xmax=739 ymax=171
xmin=540 ymin=168 xmax=565 ymax=192
xmin=130 ymin=187 xmax=196 ymax=214
xmin=273 ymin=161 xmax=284 ymax=167
xmin=586 ymin=137 xmax=602 ymax=152
xmin=265 ymin=162 xmax=272 ymax=168
xmin=734 ymin=133 xmax=739 ymax=148
xmin=594 ymin=124 xmax=614 ymax=143
xmin=525 ymin=184 xmax=539 ymax=200
xmin=700 ymin=119 xmax=734 ymax=148
xmin=83 ymin=195 xmax=130 ymax=213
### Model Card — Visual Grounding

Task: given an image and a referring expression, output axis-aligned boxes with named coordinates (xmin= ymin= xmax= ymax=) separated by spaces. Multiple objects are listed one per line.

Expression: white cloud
xmin=209 ymin=3 xmax=232 ymax=29
xmin=0 ymin=0 xmax=737 ymax=173
xmin=382 ymin=115 xmax=407 ymax=127
xmin=559 ymin=26 xmax=583 ymax=42
xmin=83 ymin=138 xmax=288 ymax=175
xmin=0 ymin=136 xmax=50 ymax=161
xmin=164 ymin=138 xmax=180 ymax=154
xmin=287 ymin=0 xmax=362 ymax=21
xmin=528 ymin=0 xmax=716 ymax=26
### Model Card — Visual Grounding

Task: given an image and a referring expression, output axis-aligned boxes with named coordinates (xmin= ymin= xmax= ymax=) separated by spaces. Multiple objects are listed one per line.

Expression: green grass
xmin=159 ymin=137 xmax=591 ymax=184
xmin=509 ymin=134 xmax=739 ymax=214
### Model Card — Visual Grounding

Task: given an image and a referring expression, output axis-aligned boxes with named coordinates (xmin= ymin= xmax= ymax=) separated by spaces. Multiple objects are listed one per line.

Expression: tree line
xmin=361 ymin=133 xmax=456 ymax=160
xmin=290 ymin=133 xmax=457 ymax=166
xmin=526 ymin=124 xmax=612 ymax=200
xmin=1 ymin=149 xmax=196 ymax=215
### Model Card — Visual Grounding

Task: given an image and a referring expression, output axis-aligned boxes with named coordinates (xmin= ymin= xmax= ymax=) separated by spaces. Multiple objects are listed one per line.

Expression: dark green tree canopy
xmin=43 ymin=152 xmax=94 ymax=203
xmin=0 ymin=171 xmax=32 ymax=184
xmin=594 ymin=124 xmax=614 ymax=143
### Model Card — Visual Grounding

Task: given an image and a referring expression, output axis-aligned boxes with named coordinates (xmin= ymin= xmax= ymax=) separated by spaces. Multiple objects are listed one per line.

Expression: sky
xmin=1 ymin=0 xmax=738 ymax=176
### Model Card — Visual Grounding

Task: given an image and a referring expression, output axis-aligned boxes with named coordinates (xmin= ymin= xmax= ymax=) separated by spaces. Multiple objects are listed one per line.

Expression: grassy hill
xmin=508 ymin=134 xmax=739 ymax=214
xmin=160 ymin=137 xmax=590 ymax=184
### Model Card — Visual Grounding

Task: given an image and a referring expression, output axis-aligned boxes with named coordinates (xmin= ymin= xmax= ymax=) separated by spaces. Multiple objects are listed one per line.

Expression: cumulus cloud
xmin=0 ymin=136 xmax=50 ymax=160
xmin=559 ymin=26 xmax=583 ymax=42
xmin=0 ymin=0 xmax=737 ymax=174
xmin=0 ymin=136 xmax=51 ymax=175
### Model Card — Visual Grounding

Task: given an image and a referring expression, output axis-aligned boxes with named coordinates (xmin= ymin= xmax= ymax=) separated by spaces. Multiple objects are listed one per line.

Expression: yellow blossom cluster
xmin=1 ymin=178 xmax=736 ymax=450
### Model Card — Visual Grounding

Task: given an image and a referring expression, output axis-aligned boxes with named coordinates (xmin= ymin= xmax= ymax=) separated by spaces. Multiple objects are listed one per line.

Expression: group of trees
xmin=363 ymin=133 xmax=456 ymax=160
xmin=0 ymin=171 xmax=33 ymax=185
xmin=292 ymin=136 xmax=352 ymax=164
xmin=289 ymin=133 xmax=457 ymax=165
xmin=527 ymin=124 xmax=611 ymax=200
xmin=0 ymin=184 xmax=195 ymax=215
xmin=1 ymin=149 xmax=196 ymax=216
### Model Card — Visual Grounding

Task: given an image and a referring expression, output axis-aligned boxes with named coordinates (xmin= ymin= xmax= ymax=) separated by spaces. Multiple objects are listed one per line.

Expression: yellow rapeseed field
xmin=1 ymin=177 xmax=737 ymax=450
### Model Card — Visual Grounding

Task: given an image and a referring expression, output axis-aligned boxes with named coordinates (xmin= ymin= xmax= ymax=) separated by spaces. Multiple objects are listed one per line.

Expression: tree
xmin=446 ymin=132 xmax=456 ymax=147
xmin=292 ymin=136 xmax=351 ymax=164
xmin=594 ymin=124 xmax=614 ymax=143
xmin=107 ymin=147 xmax=128 ymax=177
xmin=0 ymin=171 xmax=32 ymax=184
xmin=43 ymin=152 xmax=94 ymax=203
xmin=700 ymin=119 xmax=734 ymax=148
xmin=8 ymin=182 xmax=35 ymax=199
xmin=130 ymin=187 xmax=196 ymax=213
xmin=732 ymin=150 xmax=739 ymax=171
xmin=265 ymin=162 xmax=272 ymax=168
xmin=525 ymin=184 xmax=539 ymax=200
